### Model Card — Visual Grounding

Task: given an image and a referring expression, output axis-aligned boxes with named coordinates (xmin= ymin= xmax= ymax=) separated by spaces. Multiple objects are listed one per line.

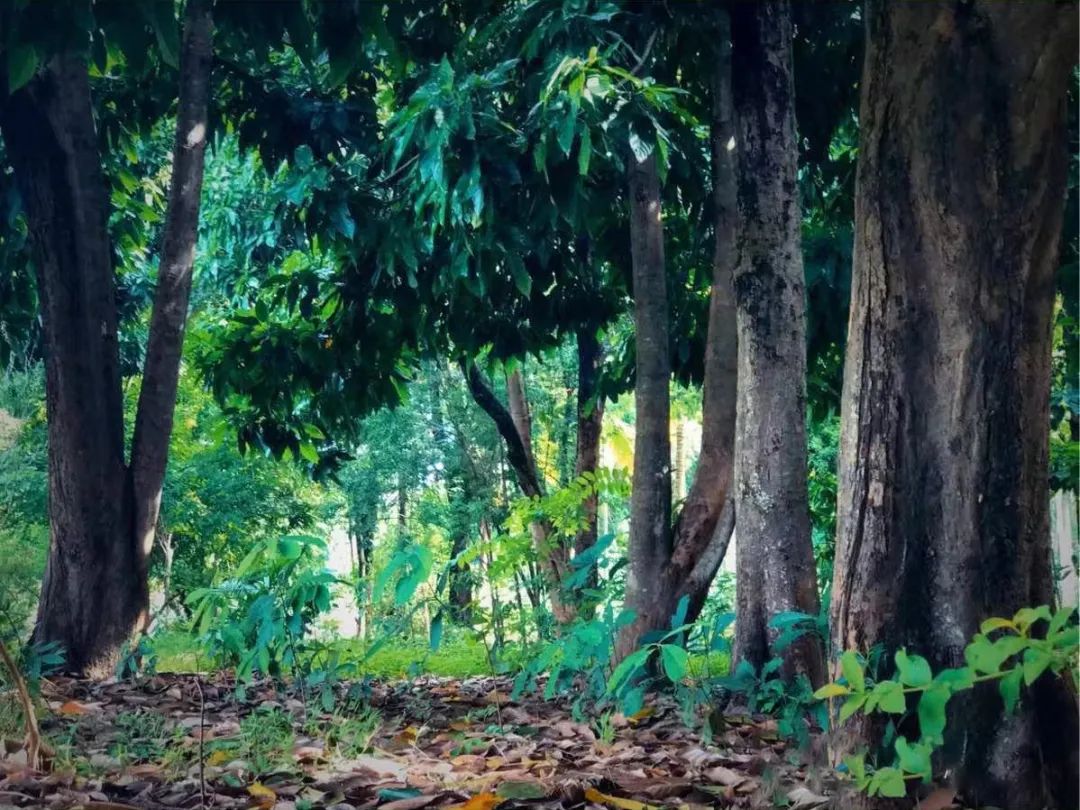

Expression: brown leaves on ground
xmin=0 ymin=673 xmax=955 ymax=810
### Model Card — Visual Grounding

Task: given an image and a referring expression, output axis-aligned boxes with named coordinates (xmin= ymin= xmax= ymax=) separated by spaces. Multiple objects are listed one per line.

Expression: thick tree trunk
xmin=616 ymin=12 xmax=739 ymax=657
xmin=130 ymin=0 xmax=214 ymax=564
xmin=0 ymin=54 xmax=133 ymax=674
xmin=830 ymin=4 xmax=1077 ymax=808
xmin=730 ymin=0 xmax=823 ymax=685
xmin=0 ymin=0 xmax=213 ymax=674
xmin=505 ymin=368 xmax=534 ymax=468
xmin=617 ymin=152 xmax=673 ymax=658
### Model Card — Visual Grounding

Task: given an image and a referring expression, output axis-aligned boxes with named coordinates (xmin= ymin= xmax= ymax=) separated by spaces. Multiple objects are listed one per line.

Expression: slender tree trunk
xmin=830 ymin=4 xmax=1077 ymax=807
xmin=618 ymin=152 xmax=673 ymax=658
xmin=573 ymin=328 xmax=604 ymax=597
xmin=448 ymin=530 xmax=473 ymax=624
xmin=730 ymin=0 xmax=823 ymax=685
xmin=463 ymin=359 xmax=576 ymax=624
xmin=616 ymin=11 xmax=738 ymax=656
xmin=130 ymin=0 xmax=213 ymax=564
xmin=0 ymin=0 xmax=213 ymax=674
xmin=672 ymin=419 xmax=686 ymax=501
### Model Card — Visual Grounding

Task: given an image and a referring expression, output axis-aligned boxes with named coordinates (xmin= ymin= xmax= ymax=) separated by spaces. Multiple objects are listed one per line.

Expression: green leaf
xmin=1013 ymin=606 xmax=1052 ymax=633
xmin=497 ymin=781 xmax=547 ymax=800
xmin=839 ymin=692 xmax=868 ymax=723
xmin=1048 ymin=606 xmax=1075 ymax=637
xmin=659 ymin=644 xmax=688 ymax=682
xmin=999 ymin=667 xmax=1023 ymax=713
xmin=894 ymin=737 xmax=932 ymax=781
xmin=917 ymin=685 xmax=950 ymax=744
xmin=813 ymin=682 xmax=850 ymax=699
xmin=840 ymin=650 xmax=865 ymax=692
xmin=933 ymin=667 xmax=975 ymax=693
xmin=980 ymin=616 xmax=1016 ymax=634
xmin=429 ymin=611 xmax=444 ymax=652
xmin=140 ymin=0 xmax=180 ymax=68
xmin=894 ymin=649 xmax=932 ymax=688
xmin=6 ymin=44 xmax=38 ymax=93
xmin=871 ymin=767 xmax=906 ymax=798
xmin=578 ymin=126 xmax=592 ymax=176
xmin=842 ymin=753 xmax=866 ymax=784
xmin=557 ymin=109 xmax=576 ymax=156
xmin=1022 ymin=648 xmax=1052 ymax=685
xmin=607 ymin=647 xmax=650 ymax=693
xmin=871 ymin=680 xmax=906 ymax=714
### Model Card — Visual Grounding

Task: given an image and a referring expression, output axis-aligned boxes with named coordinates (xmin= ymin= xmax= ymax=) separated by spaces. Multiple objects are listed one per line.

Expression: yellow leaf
xmin=627 ymin=707 xmax=655 ymax=725
xmin=813 ymin=682 xmax=850 ymax=699
xmin=584 ymin=787 xmax=653 ymax=810
xmin=207 ymin=750 xmax=230 ymax=766
xmin=458 ymin=792 xmax=504 ymax=810
xmin=247 ymin=781 xmax=276 ymax=808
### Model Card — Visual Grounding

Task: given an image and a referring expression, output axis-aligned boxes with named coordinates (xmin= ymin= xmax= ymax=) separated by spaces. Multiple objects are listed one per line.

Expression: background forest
xmin=0 ymin=2 xmax=1076 ymax=810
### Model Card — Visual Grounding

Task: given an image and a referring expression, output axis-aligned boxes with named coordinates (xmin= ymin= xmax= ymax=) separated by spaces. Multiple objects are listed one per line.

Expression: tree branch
xmin=460 ymin=358 xmax=542 ymax=497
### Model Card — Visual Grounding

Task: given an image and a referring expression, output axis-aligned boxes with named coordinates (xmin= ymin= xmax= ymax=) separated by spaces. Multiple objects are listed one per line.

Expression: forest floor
xmin=0 ymin=674 xmax=962 ymax=810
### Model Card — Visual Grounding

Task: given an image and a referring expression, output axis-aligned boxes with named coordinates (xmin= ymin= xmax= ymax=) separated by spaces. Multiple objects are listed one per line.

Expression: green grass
xmin=152 ymin=628 xmax=498 ymax=679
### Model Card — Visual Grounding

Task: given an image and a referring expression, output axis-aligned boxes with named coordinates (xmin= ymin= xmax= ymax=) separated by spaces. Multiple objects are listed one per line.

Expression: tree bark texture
xmin=616 ymin=11 xmax=739 ymax=657
xmin=618 ymin=152 xmax=674 ymax=658
xmin=131 ymin=0 xmax=214 ymax=565
xmin=730 ymin=0 xmax=824 ymax=685
xmin=0 ymin=0 xmax=213 ymax=674
xmin=830 ymin=3 xmax=1077 ymax=808
xmin=573 ymin=328 xmax=605 ymax=594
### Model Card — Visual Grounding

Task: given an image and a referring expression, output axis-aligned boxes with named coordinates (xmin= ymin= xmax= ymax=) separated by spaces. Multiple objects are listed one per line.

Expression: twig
xmin=194 ymin=673 xmax=208 ymax=809
xmin=0 ymin=637 xmax=43 ymax=771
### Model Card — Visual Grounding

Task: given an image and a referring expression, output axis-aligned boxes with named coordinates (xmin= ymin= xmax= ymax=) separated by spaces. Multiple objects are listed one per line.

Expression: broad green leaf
xmin=429 ymin=611 xmax=444 ymax=652
xmin=1022 ymin=648 xmax=1052 ymax=685
xmin=894 ymin=649 xmax=932 ymax=688
xmin=1048 ymin=606 xmax=1075 ymax=637
xmin=607 ymin=647 xmax=650 ymax=693
xmin=659 ymin=644 xmax=688 ymax=682
xmin=894 ymin=737 xmax=932 ymax=780
xmin=839 ymin=692 xmax=868 ymax=723
xmin=1013 ymin=606 xmax=1052 ymax=633
xmin=7 ymin=44 xmax=38 ymax=93
xmin=999 ymin=667 xmax=1022 ymax=713
xmin=917 ymin=685 xmax=950 ymax=744
xmin=933 ymin=667 xmax=975 ymax=693
xmin=840 ymin=650 xmax=865 ymax=692
xmin=871 ymin=767 xmax=906 ymax=798
xmin=871 ymin=680 xmax=906 ymax=714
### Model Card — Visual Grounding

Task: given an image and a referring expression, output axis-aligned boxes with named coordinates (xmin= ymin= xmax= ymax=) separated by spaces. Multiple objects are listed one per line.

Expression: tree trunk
xmin=617 ymin=152 xmax=673 ymax=658
xmin=463 ymin=359 xmax=576 ymax=624
xmin=730 ymin=0 xmax=823 ymax=685
xmin=573 ymin=328 xmax=604 ymax=597
xmin=448 ymin=530 xmax=473 ymax=624
xmin=130 ymin=0 xmax=214 ymax=565
xmin=616 ymin=11 xmax=739 ymax=657
xmin=830 ymin=3 xmax=1077 ymax=807
xmin=0 ymin=1 xmax=213 ymax=674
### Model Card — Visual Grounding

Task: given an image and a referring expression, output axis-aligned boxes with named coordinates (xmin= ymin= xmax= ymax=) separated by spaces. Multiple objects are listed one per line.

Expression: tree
xmin=729 ymin=0 xmax=823 ymax=683
xmin=829 ymin=3 xmax=1078 ymax=807
xmin=616 ymin=8 xmax=738 ymax=657
xmin=0 ymin=0 xmax=213 ymax=672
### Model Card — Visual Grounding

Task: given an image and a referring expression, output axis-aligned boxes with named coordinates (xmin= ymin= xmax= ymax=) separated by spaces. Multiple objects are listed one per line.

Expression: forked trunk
xmin=616 ymin=11 xmax=738 ymax=656
xmin=730 ymin=0 xmax=823 ymax=685
xmin=830 ymin=3 xmax=1078 ymax=807
xmin=0 ymin=0 xmax=213 ymax=673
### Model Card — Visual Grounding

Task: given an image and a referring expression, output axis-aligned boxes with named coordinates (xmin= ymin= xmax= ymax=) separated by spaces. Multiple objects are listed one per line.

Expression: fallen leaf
xmin=247 ymin=781 xmax=276 ymax=809
xmin=703 ymin=766 xmax=745 ymax=787
xmin=918 ymin=788 xmax=959 ymax=810
xmin=584 ymin=787 xmax=653 ymax=810
xmin=786 ymin=786 xmax=829 ymax=808
xmin=381 ymin=794 xmax=438 ymax=810
xmin=496 ymin=779 xmax=547 ymax=800
xmin=58 ymin=700 xmax=89 ymax=715
xmin=457 ymin=792 xmax=503 ymax=810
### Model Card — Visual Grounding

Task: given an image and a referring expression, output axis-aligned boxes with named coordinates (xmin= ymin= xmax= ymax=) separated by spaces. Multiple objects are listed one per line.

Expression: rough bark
xmin=617 ymin=152 xmax=673 ymax=659
xmin=830 ymin=3 xmax=1077 ymax=808
xmin=730 ymin=0 xmax=823 ymax=685
xmin=0 ymin=0 xmax=213 ymax=674
xmin=616 ymin=12 xmax=738 ymax=656
xmin=573 ymin=329 xmax=605 ymax=596
xmin=130 ymin=0 xmax=214 ymax=567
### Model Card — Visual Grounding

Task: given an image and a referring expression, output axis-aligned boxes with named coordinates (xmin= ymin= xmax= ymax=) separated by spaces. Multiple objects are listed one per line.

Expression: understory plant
xmin=816 ymin=605 xmax=1078 ymax=799
xmin=188 ymin=534 xmax=338 ymax=683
